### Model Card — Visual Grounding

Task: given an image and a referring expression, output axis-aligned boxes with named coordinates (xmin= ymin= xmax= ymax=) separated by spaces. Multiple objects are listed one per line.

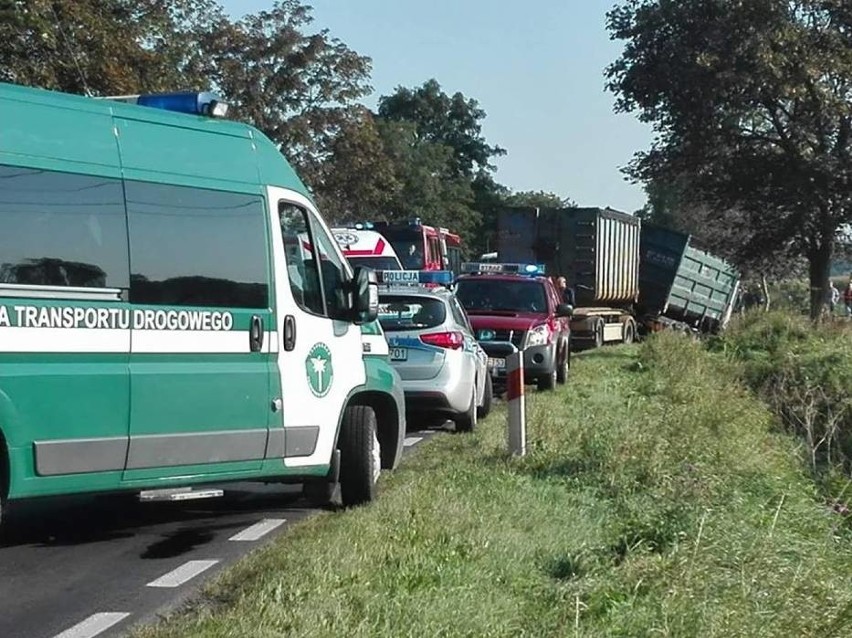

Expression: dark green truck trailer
xmin=637 ymin=224 xmax=741 ymax=333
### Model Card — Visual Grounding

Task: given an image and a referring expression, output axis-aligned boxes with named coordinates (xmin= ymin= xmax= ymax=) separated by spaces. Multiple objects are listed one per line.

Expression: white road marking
xmin=229 ymin=518 xmax=286 ymax=542
xmin=146 ymin=559 xmax=219 ymax=588
xmin=52 ymin=612 xmax=130 ymax=638
xmin=404 ymin=436 xmax=423 ymax=447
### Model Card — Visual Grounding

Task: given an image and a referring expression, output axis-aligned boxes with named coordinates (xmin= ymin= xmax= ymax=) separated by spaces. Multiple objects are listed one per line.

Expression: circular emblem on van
xmin=306 ymin=343 xmax=334 ymax=398
xmin=333 ymin=232 xmax=359 ymax=246
xmin=478 ymin=329 xmax=496 ymax=341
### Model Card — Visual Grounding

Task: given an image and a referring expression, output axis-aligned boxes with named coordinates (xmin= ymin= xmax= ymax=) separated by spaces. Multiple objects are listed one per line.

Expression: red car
xmin=454 ymin=263 xmax=573 ymax=391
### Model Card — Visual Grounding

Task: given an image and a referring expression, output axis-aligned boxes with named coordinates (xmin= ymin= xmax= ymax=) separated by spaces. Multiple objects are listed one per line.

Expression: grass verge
xmin=135 ymin=336 xmax=852 ymax=637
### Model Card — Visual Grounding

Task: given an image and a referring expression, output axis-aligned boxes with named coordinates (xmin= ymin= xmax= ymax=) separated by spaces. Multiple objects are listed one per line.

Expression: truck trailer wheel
xmin=622 ymin=319 xmax=636 ymax=345
xmin=339 ymin=405 xmax=380 ymax=507
xmin=593 ymin=319 xmax=605 ymax=349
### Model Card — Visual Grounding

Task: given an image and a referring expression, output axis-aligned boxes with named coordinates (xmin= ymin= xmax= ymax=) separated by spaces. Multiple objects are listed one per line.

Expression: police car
xmin=333 ymin=226 xmax=404 ymax=271
xmin=455 ymin=263 xmax=573 ymax=391
xmin=376 ymin=271 xmax=491 ymax=431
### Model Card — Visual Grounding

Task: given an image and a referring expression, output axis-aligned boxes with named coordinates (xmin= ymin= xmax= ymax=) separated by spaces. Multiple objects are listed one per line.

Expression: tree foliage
xmin=0 ymin=0 xmax=221 ymax=94
xmin=378 ymin=79 xmax=505 ymax=178
xmin=502 ymin=190 xmax=575 ymax=209
xmin=607 ymin=0 xmax=852 ymax=317
xmin=316 ymin=109 xmax=400 ymax=223
xmin=205 ymin=0 xmax=372 ymax=185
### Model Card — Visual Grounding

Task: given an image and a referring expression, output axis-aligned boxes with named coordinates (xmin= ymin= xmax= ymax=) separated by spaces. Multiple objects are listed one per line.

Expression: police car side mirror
xmin=556 ymin=303 xmax=574 ymax=318
xmin=351 ymin=266 xmax=379 ymax=325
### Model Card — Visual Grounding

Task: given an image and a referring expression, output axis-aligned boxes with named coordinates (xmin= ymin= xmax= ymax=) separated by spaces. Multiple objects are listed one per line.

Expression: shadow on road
xmin=0 ymin=484 xmax=304 ymax=549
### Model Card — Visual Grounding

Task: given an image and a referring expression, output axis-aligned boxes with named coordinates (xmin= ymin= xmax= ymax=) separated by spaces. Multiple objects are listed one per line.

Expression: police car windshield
xmin=347 ymin=256 xmax=401 ymax=271
xmin=378 ymin=295 xmax=446 ymax=332
xmin=456 ymin=279 xmax=548 ymax=314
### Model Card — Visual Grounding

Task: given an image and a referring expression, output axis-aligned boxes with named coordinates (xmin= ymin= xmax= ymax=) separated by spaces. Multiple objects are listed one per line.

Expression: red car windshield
xmin=456 ymin=279 xmax=548 ymax=314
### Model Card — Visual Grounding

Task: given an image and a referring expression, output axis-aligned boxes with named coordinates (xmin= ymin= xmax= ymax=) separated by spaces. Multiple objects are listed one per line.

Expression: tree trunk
xmin=808 ymin=239 xmax=834 ymax=321
xmin=761 ymin=275 xmax=770 ymax=312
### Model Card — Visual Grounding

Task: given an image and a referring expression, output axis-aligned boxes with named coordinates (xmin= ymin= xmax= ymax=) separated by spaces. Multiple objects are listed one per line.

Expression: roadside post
xmin=507 ymin=351 xmax=526 ymax=456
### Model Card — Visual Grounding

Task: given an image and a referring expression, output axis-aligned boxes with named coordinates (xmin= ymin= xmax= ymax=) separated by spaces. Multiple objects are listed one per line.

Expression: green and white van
xmin=0 ymin=83 xmax=406 ymax=525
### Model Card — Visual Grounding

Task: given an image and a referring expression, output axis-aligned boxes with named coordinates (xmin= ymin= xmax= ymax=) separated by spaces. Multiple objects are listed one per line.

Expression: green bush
xmin=719 ymin=311 xmax=852 ymax=473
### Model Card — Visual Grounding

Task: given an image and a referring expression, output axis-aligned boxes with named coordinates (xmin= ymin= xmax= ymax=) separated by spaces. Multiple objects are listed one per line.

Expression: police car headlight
xmin=525 ymin=324 xmax=552 ymax=348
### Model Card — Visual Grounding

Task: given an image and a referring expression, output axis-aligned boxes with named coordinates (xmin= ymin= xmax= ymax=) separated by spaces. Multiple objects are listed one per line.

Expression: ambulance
xmin=0 ymin=83 xmax=406 ymax=525
xmin=332 ymin=227 xmax=404 ymax=272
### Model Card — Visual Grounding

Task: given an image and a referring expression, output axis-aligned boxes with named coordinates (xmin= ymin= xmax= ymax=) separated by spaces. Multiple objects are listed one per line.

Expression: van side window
xmin=279 ymin=203 xmax=325 ymax=315
xmin=126 ymin=182 xmax=269 ymax=308
xmin=0 ymin=165 xmax=129 ymax=289
xmin=279 ymin=202 xmax=348 ymax=318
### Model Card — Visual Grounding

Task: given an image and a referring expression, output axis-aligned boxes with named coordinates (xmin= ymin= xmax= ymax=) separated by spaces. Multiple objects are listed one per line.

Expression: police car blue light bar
xmin=378 ymin=270 xmax=454 ymax=286
xmin=101 ymin=92 xmax=229 ymax=118
xmin=460 ymin=262 xmax=546 ymax=276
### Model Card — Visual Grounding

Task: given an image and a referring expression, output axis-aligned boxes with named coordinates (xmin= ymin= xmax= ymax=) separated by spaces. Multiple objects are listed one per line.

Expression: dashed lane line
xmin=52 ymin=612 xmax=131 ymax=638
xmin=403 ymin=436 xmax=423 ymax=447
xmin=146 ymin=559 xmax=219 ymax=588
xmin=229 ymin=518 xmax=286 ymax=542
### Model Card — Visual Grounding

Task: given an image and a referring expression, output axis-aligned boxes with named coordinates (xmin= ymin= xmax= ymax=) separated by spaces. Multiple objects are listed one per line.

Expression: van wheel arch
xmin=346 ymin=391 xmax=404 ymax=471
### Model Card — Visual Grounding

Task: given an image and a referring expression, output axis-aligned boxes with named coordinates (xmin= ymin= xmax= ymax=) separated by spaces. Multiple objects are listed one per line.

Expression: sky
xmin=220 ymin=0 xmax=653 ymax=213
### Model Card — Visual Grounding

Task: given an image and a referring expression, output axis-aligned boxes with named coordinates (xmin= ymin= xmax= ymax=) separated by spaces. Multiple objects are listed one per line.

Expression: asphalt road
xmin=0 ymin=428 xmax=442 ymax=638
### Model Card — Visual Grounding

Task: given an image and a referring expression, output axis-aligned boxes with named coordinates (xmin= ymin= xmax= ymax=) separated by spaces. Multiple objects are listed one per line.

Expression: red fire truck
xmin=372 ymin=220 xmax=463 ymax=276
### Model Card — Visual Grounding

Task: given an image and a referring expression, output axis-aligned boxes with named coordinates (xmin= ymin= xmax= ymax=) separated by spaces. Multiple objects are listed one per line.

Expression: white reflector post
xmin=506 ymin=351 xmax=526 ymax=456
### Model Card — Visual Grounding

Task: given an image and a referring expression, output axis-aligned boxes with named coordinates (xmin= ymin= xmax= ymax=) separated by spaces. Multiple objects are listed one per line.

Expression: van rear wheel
xmin=339 ymin=406 xmax=380 ymax=507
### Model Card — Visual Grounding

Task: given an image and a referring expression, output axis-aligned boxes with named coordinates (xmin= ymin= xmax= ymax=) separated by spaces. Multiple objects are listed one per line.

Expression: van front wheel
xmin=339 ymin=406 xmax=380 ymax=507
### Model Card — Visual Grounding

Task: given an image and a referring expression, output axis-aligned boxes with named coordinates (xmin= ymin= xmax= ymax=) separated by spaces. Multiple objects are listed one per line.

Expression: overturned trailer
xmin=637 ymin=224 xmax=741 ymax=334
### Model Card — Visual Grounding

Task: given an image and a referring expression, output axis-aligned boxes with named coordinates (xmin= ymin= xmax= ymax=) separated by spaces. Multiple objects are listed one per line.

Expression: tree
xmin=0 ymin=0 xmax=221 ymax=95
xmin=607 ymin=0 xmax=852 ymax=318
xmin=316 ymin=109 xmax=400 ymax=224
xmin=378 ymin=79 xmax=505 ymax=178
xmin=204 ymin=0 xmax=373 ymax=188
xmin=375 ymin=120 xmax=478 ymax=238
xmin=503 ymin=190 xmax=576 ymax=209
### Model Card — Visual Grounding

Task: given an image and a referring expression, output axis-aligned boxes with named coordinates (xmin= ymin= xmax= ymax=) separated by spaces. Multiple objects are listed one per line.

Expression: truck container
xmin=495 ymin=206 xmax=641 ymax=347
xmin=637 ymin=224 xmax=741 ymax=333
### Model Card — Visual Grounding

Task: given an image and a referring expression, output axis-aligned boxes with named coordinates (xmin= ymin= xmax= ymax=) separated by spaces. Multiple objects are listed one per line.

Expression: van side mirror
xmin=556 ymin=303 xmax=574 ymax=318
xmin=351 ymin=266 xmax=378 ymax=324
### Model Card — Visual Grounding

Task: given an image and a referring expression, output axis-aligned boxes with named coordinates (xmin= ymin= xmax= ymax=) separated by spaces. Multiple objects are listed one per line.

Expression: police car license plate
xmin=390 ymin=347 xmax=408 ymax=361
xmin=488 ymin=357 xmax=506 ymax=370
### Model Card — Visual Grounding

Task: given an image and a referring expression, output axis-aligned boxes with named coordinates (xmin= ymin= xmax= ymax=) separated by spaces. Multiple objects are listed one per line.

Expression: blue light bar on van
xmin=378 ymin=270 xmax=453 ymax=286
xmin=102 ymin=92 xmax=229 ymax=118
xmin=460 ymin=262 xmax=546 ymax=276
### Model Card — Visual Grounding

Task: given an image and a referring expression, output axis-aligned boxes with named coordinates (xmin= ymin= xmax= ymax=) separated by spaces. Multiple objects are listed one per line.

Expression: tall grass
xmin=134 ymin=338 xmax=852 ymax=638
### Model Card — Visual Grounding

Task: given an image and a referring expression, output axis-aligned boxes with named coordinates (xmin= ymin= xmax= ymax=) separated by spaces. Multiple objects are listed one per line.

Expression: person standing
xmin=555 ymin=275 xmax=575 ymax=307
xmin=827 ymin=280 xmax=840 ymax=316
xmin=844 ymin=281 xmax=852 ymax=318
